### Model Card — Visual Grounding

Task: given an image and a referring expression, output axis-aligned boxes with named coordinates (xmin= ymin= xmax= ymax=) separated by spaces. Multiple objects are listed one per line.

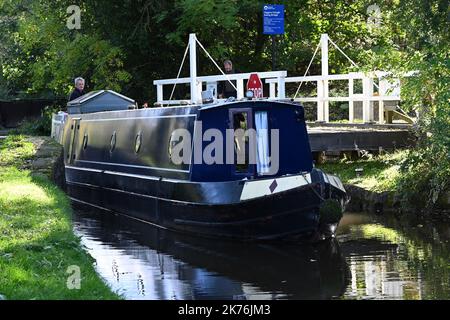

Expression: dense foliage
xmin=0 ymin=0 xmax=394 ymax=101
xmin=384 ymin=0 xmax=449 ymax=212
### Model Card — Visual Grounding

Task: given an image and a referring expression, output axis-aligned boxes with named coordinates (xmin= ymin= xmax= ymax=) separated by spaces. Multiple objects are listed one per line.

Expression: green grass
xmin=317 ymin=150 xmax=407 ymax=193
xmin=0 ymin=135 xmax=35 ymax=166
xmin=0 ymin=135 xmax=120 ymax=299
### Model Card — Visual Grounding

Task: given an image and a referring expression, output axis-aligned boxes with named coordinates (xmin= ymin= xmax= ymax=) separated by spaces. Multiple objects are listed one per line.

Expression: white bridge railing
xmin=154 ymin=69 xmax=401 ymax=124
xmin=266 ymin=71 xmax=401 ymax=123
xmin=153 ymin=33 xmax=402 ymax=124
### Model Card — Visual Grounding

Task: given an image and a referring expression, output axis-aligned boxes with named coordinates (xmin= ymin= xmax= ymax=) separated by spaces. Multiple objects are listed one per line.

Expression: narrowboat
xmin=62 ymin=95 xmax=348 ymax=241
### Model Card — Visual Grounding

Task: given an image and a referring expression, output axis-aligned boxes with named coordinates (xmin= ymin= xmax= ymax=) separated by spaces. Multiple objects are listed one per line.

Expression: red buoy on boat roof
xmin=247 ymin=73 xmax=263 ymax=98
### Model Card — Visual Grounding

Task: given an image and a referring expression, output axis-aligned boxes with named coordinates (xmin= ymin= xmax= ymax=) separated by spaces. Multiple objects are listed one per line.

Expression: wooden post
xmin=378 ymin=99 xmax=384 ymax=124
xmin=189 ymin=33 xmax=198 ymax=104
xmin=196 ymin=80 xmax=203 ymax=102
xmin=237 ymin=78 xmax=244 ymax=99
xmin=349 ymin=77 xmax=354 ymax=123
xmin=321 ymin=34 xmax=329 ymax=122
xmin=157 ymin=84 xmax=163 ymax=104
xmin=269 ymin=83 xmax=276 ymax=99
xmin=317 ymin=80 xmax=324 ymax=122
xmin=362 ymin=75 xmax=374 ymax=123
xmin=277 ymin=75 xmax=286 ymax=99
xmin=378 ymin=76 xmax=385 ymax=124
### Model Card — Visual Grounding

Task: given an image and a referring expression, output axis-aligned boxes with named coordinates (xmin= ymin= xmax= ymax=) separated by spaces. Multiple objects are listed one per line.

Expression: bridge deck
xmin=306 ymin=122 xmax=415 ymax=152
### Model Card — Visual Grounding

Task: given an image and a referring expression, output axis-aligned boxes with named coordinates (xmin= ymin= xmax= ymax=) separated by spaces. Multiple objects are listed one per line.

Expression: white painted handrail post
xmin=189 ymin=33 xmax=198 ymax=104
xmin=269 ymin=83 xmax=276 ymax=99
xmin=157 ymin=84 xmax=163 ymax=103
xmin=321 ymin=34 xmax=329 ymax=122
xmin=277 ymin=75 xmax=286 ymax=99
xmin=237 ymin=78 xmax=244 ymax=99
xmin=362 ymin=75 xmax=374 ymax=123
xmin=378 ymin=98 xmax=384 ymax=124
xmin=378 ymin=76 xmax=385 ymax=124
xmin=349 ymin=76 xmax=354 ymax=123
xmin=317 ymin=80 xmax=324 ymax=121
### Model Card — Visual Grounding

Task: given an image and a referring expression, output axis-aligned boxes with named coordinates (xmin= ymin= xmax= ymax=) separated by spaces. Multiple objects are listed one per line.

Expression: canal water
xmin=72 ymin=205 xmax=450 ymax=300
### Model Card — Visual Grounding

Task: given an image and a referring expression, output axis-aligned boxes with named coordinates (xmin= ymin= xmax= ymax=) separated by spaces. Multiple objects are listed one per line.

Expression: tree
xmin=0 ymin=0 xmax=131 ymax=99
xmin=382 ymin=0 xmax=449 ymax=211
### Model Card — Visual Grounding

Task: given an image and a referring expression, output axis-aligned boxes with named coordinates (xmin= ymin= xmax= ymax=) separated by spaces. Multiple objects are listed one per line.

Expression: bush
xmin=397 ymin=142 xmax=449 ymax=212
xmin=12 ymin=105 xmax=63 ymax=136
xmin=394 ymin=43 xmax=449 ymax=213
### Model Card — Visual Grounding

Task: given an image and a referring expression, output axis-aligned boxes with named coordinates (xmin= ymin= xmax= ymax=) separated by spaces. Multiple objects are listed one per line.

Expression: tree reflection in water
xmin=72 ymin=205 xmax=450 ymax=300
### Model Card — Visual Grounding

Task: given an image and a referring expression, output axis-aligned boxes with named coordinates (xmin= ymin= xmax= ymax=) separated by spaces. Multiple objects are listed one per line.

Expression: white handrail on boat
xmin=154 ymin=71 xmax=287 ymax=104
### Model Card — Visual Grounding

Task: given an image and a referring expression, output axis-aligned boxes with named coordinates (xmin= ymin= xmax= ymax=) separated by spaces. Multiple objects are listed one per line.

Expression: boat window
xmin=82 ymin=134 xmax=88 ymax=149
xmin=232 ymin=112 xmax=250 ymax=173
xmin=110 ymin=131 xmax=116 ymax=153
xmin=168 ymin=131 xmax=185 ymax=161
xmin=255 ymin=111 xmax=270 ymax=175
xmin=135 ymin=132 xmax=142 ymax=153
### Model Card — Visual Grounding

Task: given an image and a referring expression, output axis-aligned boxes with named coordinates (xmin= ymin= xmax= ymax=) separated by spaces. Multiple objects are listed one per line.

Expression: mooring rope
xmin=328 ymin=37 xmax=381 ymax=90
xmin=195 ymin=37 xmax=238 ymax=92
xmin=301 ymin=172 xmax=326 ymax=201
xmin=293 ymin=36 xmax=383 ymax=100
xmin=293 ymin=41 xmax=321 ymax=100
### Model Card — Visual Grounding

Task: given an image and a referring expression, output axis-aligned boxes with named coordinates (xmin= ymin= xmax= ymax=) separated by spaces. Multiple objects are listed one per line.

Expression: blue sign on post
xmin=263 ymin=4 xmax=285 ymax=35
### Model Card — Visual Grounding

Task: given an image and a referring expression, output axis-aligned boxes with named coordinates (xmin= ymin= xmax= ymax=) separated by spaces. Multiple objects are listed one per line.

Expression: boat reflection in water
xmin=73 ymin=204 xmax=349 ymax=300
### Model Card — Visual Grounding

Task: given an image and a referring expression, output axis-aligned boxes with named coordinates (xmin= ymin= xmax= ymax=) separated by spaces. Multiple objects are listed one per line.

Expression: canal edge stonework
xmin=24 ymin=136 xmax=66 ymax=190
xmin=344 ymin=183 xmax=450 ymax=216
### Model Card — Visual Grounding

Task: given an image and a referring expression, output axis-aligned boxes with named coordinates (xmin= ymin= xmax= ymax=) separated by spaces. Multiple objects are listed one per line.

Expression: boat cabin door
xmin=67 ymin=118 xmax=81 ymax=165
xmin=229 ymin=109 xmax=271 ymax=177
xmin=229 ymin=109 xmax=255 ymax=177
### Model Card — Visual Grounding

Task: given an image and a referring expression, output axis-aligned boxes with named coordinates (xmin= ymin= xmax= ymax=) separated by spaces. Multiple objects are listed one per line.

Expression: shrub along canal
xmin=73 ymin=204 xmax=449 ymax=300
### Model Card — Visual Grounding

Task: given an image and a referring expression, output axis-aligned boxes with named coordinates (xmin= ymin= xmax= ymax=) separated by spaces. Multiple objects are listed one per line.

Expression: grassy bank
xmin=318 ymin=149 xmax=449 ymax=214
xmin=317 ymin=150 xmax=406 ymax=193
xmin=0 ymin=135 xmax=120 ymax=299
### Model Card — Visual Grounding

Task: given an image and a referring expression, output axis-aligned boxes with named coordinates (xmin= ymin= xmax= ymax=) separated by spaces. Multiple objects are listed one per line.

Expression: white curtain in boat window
xmin=255 ymin=111 xmax=270 ymax=175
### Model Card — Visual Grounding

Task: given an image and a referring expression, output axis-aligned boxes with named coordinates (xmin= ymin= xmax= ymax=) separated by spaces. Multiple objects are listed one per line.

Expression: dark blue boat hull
xmin=66 ymin=167 xmax=347 ymax=240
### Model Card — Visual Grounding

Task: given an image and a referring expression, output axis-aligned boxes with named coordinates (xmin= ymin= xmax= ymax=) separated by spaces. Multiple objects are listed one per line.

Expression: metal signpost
xmin=263 ymin=4 xmax=285 ymax=70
